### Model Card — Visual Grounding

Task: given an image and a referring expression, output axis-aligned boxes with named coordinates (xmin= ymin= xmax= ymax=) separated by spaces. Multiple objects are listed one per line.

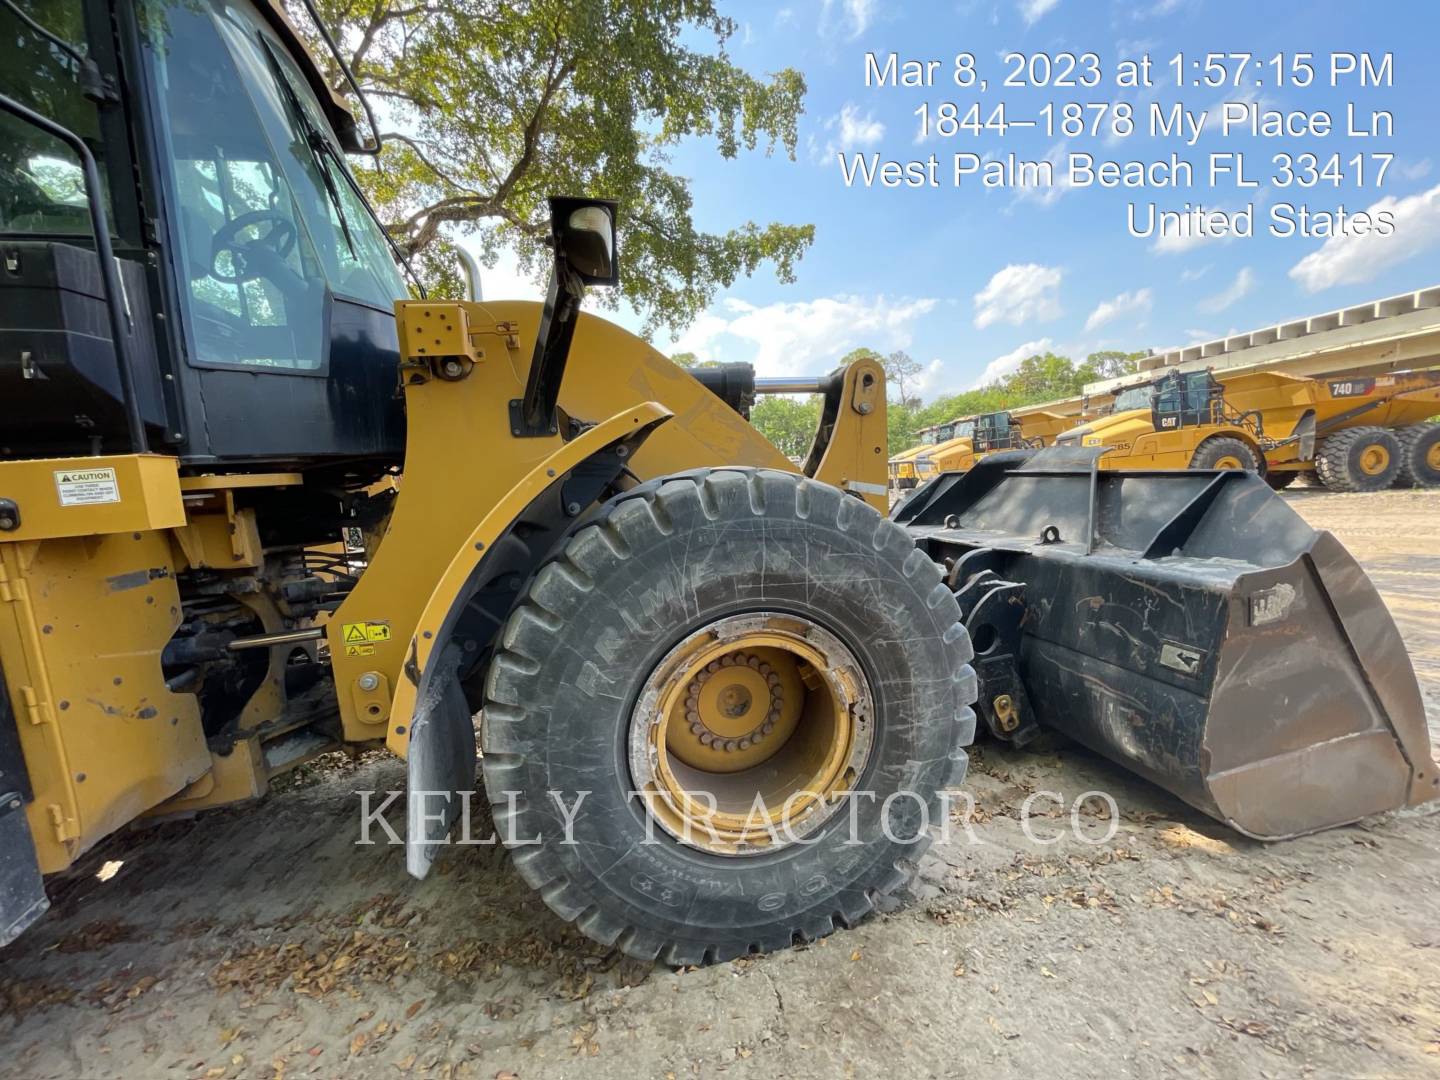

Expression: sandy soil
xmin=3 ymin=491 xmax=1438 ymax=1080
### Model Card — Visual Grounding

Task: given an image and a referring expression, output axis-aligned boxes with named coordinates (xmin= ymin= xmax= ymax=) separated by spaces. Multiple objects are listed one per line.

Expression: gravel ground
xmin=2 ymin=490 xmax=1438 ymax=1080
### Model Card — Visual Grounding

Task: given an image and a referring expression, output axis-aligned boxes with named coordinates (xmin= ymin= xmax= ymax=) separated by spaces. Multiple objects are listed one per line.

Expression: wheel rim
xmin=1359 ymin=443 xmax=1391 ymax=475
xmin=629 ymin=613 xmax=874 ymax=856
xmin=1214 ymin=454 xmax=1244 ymax=469
xmin=1427 ymin=441 xmax=1440 ymax=471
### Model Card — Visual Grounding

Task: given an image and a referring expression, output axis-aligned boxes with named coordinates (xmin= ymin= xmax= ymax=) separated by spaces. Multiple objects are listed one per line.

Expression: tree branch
xmin=379 ymin=131 xmax=478 ymax=196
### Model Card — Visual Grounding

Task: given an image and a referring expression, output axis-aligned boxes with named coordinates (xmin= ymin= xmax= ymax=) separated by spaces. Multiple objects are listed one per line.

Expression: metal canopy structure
xmin=1009 ymin=284 xmax=1440 ymax=421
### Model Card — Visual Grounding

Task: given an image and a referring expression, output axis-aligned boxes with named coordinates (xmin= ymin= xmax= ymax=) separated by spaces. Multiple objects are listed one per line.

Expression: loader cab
xmin=1108 ymin=372 xmax=1224 ymax=432
xmin=972 ymin=411 xmax=1022 ymax=452
xmin=1151 ymin=370 xmax=1223 ymax=431
xmin=0 ymin=0 xmax=408 ymax=471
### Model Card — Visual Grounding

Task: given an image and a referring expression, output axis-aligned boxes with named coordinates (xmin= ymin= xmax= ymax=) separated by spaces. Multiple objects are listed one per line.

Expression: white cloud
xmin=971 ymin=337 xmax=1054 ymax=388
xmin=914 ymin=358 xmax=945 ymax=398
xmin=1402 ymin=159 xmax=1433 ymax=181
xmin=973 ymin=263 xmax=1064 ymax=329
xmin=836 ymin=103 xmax=884 ymax=146
xmin=1179 ymin=264 xmax=1211 ymax=283
xmin=1151 ymin=208 xmax=1225 ymax=255
xmin=668 ymin=294 xmax=939 ymax=377
xmin=1289 ymin=183 xmax=1440 ymax=293
xmin=812 ymin=103 xmax=885 ymax=163
xmin=1183 ymin=328 xmax=1217 ymax=344
xmin=1083 ymin=287 xmax=1153 ymax=332
xmin=823 ymin=0 xmax=875 ymax=39
xmin=1018 ymin=0 xmax=1061 ymax=25
xmin=1198 ymin=267 xmax=1256 ymax=313
xmin=1011 ymin=141 xmax=1075 ymax=207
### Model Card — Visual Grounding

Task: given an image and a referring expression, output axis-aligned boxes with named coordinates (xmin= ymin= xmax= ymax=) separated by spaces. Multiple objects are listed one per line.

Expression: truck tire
xmin=1316 ymin=427 xmax=1402 ymax=492
xmin=1265 ymin=471 xmax=1298 ymax=491
xmin=482 ymin=468 xmax=976 ymax=965
xmin=1395 ymin=423 xmax=1440 ymax=488
xmin=1190 ymin=437 xmax=1261 ymax=473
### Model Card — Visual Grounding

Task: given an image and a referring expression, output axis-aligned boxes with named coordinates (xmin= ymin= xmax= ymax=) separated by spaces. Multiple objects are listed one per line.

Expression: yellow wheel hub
xmin=1360 ymin=444 xmax=1391 ymax=475
xmin=1426 ymin=441 xmax=1440 ymax=471
xmin=1214 ymin=454 xmax=1244 ymax=470
xmin=629 ymin=613 xmax=873 ymax=856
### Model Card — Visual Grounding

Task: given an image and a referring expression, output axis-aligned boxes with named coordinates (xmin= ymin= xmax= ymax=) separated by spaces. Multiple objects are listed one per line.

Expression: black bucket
xmin=896 ymin=446 xmax=1437 ymax=839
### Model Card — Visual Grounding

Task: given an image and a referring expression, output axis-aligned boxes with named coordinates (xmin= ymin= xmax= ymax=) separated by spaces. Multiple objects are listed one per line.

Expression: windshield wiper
xmin=258 ymin=35 xmax=425 ymax=297
xmin=260 ymin=35 xmax=356 ymax=259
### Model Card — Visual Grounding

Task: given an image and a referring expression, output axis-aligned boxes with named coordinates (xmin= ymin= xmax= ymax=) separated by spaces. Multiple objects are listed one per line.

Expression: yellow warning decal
xmin=341 ymin=621 xmax=392 ymax=645
xmin=345 ymin=644 xmax=375 ymax=657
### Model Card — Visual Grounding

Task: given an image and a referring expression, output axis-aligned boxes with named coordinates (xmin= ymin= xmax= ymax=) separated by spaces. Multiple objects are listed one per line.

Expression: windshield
xmin=142 ymin=0 xmax=404 ymax=369
xmin=919 ymin=429 xmax=937 ymax=445
xmin=952 ymin=421 xmax=974 ymax=439
xmin=0 ymin=0 xmax=115 ymax=235
xmin=1113 ymin=385 xmax=1154 ymax=412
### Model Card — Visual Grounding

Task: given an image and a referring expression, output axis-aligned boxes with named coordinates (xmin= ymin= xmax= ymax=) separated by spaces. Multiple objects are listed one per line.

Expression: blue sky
xmin=479 ymin=0 xmax=1440 ymax=397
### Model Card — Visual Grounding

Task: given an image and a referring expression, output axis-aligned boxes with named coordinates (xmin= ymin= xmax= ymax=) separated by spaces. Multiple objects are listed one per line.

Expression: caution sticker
xmin=341 ymin=621 xmax=392 ymax=646
xmin=55 ymin=467 xmax=120 ymax=506
xmin=345 ymin=644 xmax=375 ymax=657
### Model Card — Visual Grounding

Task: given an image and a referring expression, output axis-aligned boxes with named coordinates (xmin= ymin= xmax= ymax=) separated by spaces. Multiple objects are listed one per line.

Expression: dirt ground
xmin=3 ymin=490 xmax=1439 ymax=1080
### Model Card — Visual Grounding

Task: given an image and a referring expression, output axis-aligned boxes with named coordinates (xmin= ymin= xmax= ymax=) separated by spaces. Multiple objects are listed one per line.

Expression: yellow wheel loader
xmin=2 ymin=0 xmax=1436 ymax=962
xmin=1057 ymin=368 xmax=1440 ymax=491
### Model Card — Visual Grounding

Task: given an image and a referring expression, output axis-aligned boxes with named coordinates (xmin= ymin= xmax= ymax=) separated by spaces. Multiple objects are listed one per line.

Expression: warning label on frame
xmin=55 ymin=467 xmax=120 ymax=506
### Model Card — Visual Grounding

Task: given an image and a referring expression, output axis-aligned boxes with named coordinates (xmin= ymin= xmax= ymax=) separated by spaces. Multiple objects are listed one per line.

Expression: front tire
xmin=482 ymin=469 xmax=976 ymax=965
xmin=1190 ymin=436 xmax=1261 ymax=473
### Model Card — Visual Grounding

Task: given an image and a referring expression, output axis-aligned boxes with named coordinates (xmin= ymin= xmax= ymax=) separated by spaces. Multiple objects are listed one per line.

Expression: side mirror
xmin=549 ymin=196 xmax=619 ymax=286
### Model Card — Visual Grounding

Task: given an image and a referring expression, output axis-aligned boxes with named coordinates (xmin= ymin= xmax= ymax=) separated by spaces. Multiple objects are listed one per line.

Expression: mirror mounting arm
xmin=513 ymin=262 xmax=585 ymax=437
xmin=510 ymin=197 xmax=619 ymax=439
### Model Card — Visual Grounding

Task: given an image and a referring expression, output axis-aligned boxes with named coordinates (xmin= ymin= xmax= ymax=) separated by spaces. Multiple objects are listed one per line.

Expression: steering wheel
xmin=210 ymin=210 xmax=298 ymax=284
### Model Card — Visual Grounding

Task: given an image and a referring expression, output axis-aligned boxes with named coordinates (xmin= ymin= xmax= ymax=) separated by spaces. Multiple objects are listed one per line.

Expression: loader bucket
xmin=895 ymin=447 xmax=1438 ymax=839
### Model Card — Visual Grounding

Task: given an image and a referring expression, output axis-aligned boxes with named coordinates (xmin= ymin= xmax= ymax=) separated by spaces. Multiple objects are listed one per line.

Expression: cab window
xmin=142 ymin=0 xmax=404 ymax=371
xmin=0 ymin=0 xmax=115 ymax=236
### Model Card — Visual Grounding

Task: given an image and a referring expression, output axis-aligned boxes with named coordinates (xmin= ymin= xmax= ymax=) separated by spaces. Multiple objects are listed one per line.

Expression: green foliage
xmin=1075 ymin=349 xmax=1148 ymax=386
xmin=853 ymin=346 xmax=1150 ymax=455
xmin=749 ymin=395 xmax=821 ymax=460
xmin=302 ymin=0 xmax=814 ymax=335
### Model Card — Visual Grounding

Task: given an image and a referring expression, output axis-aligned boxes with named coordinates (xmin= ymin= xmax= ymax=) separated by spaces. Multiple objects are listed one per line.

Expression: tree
xmin=749 ymin=395 xmax=821 ymax=460
xmin=1075 ymin=349 xmax=1148 ymax=386
xmin=1005 ymin=352 xmax=1078 ymax=402
xmin=670 ymin=351 xmax=700 ymax=369
xmin=302 ymin=0 xmax=814 ymax=333
xmin=882 ymin=350 xmax=923 ymax=408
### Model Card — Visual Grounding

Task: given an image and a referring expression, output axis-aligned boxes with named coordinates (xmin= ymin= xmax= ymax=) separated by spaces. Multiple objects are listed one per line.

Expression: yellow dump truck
xmin=888 ymin=422 xmax=951 ymax=489
xmin=913 ymin=409 xmax=1078 ymax=482
xmin=1057 ymin=368 xmax=1440 ymax=490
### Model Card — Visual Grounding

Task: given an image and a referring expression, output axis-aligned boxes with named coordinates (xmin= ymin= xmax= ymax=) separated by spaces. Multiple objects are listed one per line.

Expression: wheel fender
xmin=392 ymin=403 xmax=671 ymax=878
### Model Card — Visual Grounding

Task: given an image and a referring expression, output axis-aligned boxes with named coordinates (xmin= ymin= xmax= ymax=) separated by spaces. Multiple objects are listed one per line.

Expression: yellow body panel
xmin=0 ymin=454 xmax=184 ymax=541
xmin=0 ymin=524 xmax=208 ymax=872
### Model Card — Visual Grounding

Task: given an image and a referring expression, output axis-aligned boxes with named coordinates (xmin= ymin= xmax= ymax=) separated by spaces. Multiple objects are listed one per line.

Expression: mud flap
xmin=900 ymin=446 xmax=1439 ymax=839
xmin=405 ymin=654 xmax=476 ymax=878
